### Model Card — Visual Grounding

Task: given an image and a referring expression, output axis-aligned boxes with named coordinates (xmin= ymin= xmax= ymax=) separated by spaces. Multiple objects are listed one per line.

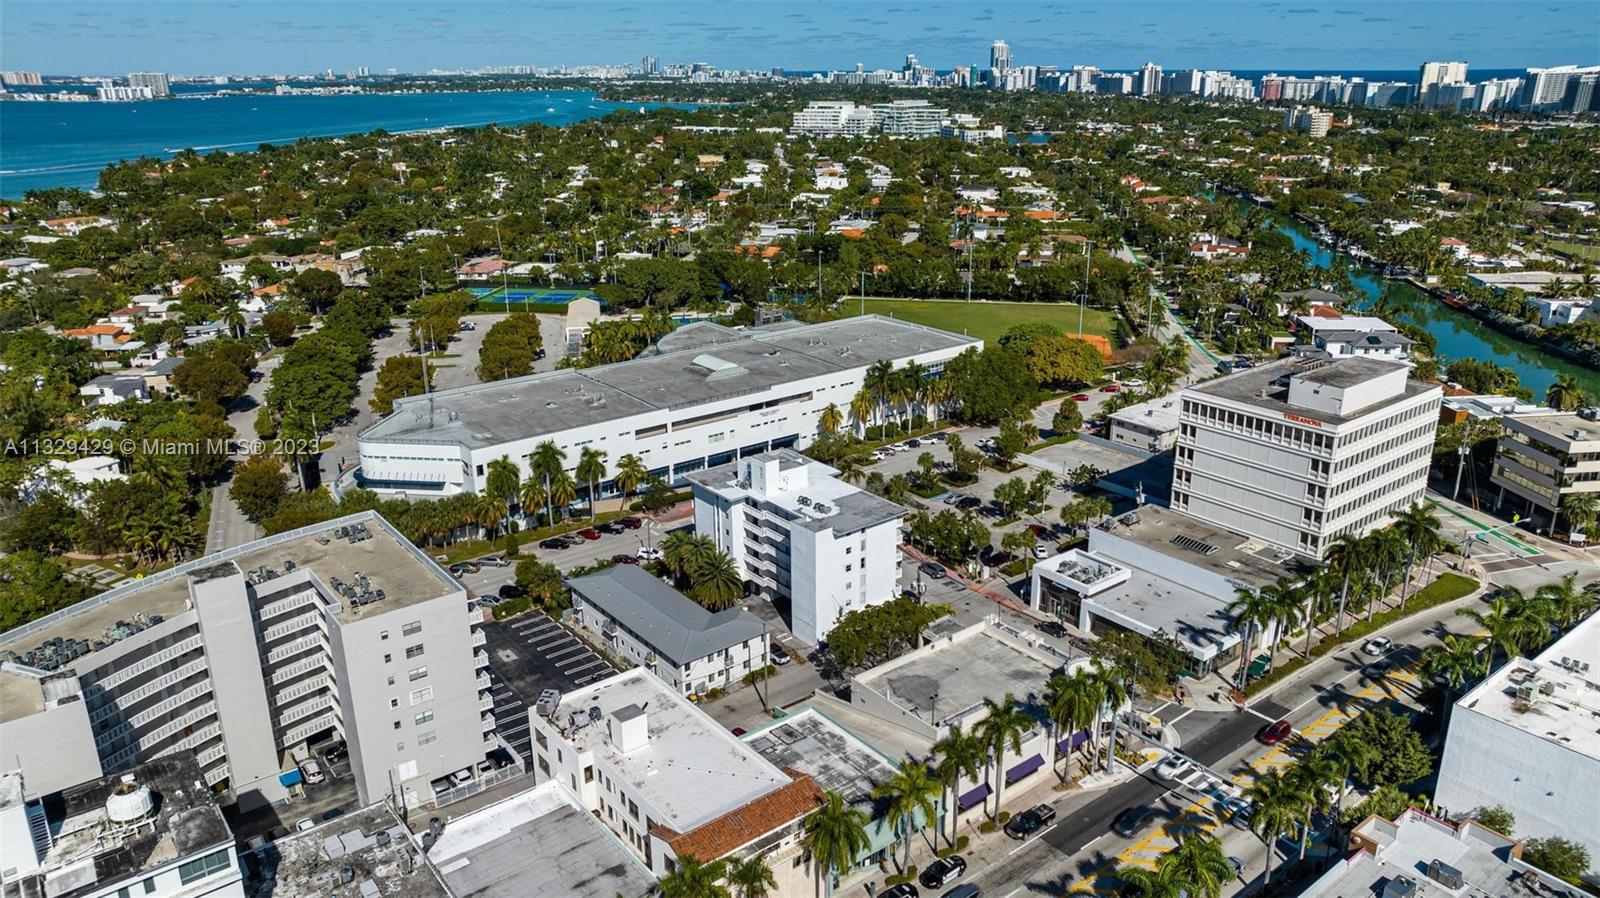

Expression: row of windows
xmin=1334 ymin=422 xmax=1435 ymax=473
xmin=1182 ymin=401 xmax=1335 ymax=453
xmin=1328 ymin=452 xmax=1431 ymax=523
xmin=1343 ymin=399 xmax=1436 ymax=446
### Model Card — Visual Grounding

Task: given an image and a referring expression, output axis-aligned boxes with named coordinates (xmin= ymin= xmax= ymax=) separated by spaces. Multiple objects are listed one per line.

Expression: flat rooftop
xmin=743 ymin=709 xmax=898 ymax=813
xmin=854 ymin=621 xmax=1062 ymax=729
xmin=272 ymin=803 xmax=447 ymax=898
xmin=1453 ymin=613 xmax=1600 ymax=761
xmin=685 ymin=449 xmax=905 ymax=535
xmin=0 ymin=512 xmax=458 ymax=667
xmin=360 ymin=316 xmax=979 ymax=449
xmin=1188 ymin=356 xmax=1434 ymax=425
xmin=1503 ymin=410 xmax=1600 ymax=450
xmin=548 ymin=668 xmax=792 ymax=833
xmin=1109 ymin=394 xmax=1181 ymax=432
xmin=426 ymin=780 xmax=654 ymax=898
xmin=1036 ymin=550 xmax=1240 ymax=660
xmin=38 ymin=755 xmax=234 ymax=898
xmin=1094 ymin=504 xmax=1299 ymax=589
xmin=1302 ymin=810 xmax=1582 ymax=898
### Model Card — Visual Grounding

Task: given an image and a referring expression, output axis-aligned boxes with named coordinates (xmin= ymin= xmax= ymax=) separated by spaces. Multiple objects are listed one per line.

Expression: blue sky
xmin=3 ymin=1 xmax=1595 ymax=75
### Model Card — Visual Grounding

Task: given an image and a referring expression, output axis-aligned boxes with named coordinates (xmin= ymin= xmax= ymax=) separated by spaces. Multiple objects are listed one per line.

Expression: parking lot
xmin=479 ymin=610 xmax=619 ymax=763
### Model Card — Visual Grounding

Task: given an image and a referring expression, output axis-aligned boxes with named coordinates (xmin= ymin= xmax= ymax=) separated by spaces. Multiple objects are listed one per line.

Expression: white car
xmin=1362 ymin=637 xmax=1393 ymax=656
xmin=872 ymin=449 xmax=891 ymax=460
xmin=299 ymin=759 xmax=326 ymax=785
xmin=1032 ymin=544 xmax=1051 ymax=559
xmin=772 ymin=651 xmax=792 ymax=667
xmin=1122 ymin=378 xmax=1146 ymax=389
xmin=295 ymin=818 xmax=315 ymax=832
xmin=635 ymin=546 xmax=664 ymax=561
xmin=1155 ymin=753 xmax=1191 ymax=779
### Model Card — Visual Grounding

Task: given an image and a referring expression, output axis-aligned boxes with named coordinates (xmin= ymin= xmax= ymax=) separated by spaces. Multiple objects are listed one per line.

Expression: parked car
xmin=538 ymin=538 xmax=569 ymax=550
xmin=323 ymin=741 xmax=348 ymax=763
xmin=942 ymin=885 xmax=981 ymax=898
xmin=1257 ymin=719 xmax=1293 ymax=746
xmin=918 ymin=561 xmax=947 ymax=579
xmin=618 ymin=516 xmax=644 ymax=530
xmin=299 ymin=759 xmax=326 ymax=784
xmin=636 ymin=546 xmax=664 ymax=561
xmin=1362 ymin=637 xmax=1393 ymax=655
xmin=476 ymin=594 xmax=502 ymax=608
xmin=943 ymin=493 xmax=965 ymax=505
xmin=919 ymin=855 xmax=968 ymax=889
xmin=925 ymin=431 xmax=947 ymax=441
xmin=448 ymin=562 xmax=480 ymax=577
xmin=1072 ymin=393 xmax=1090 ymax=402
xmin=1005 ymin=804 xmax=1057 ymax=839
xmin=872 ymin=449 xmax=892 ymax=461
xmin=955 ymin=496 xmax=982 ymax=510
xmin=981 ymin=550 xmax=1015 ymax=566
xmin=295 ymin=818 xmax=315 ymax=832
xmin=730 ymin=727 xmax=746 ymax=736
xmin=906 ymin=438 xmax=923 ymax=448
xmin=578 ymin=528 xmax=602 ymax=541
xmin=498 ymin=583 xmax=528 ymax=600
xmin=1112 ymin=805 xmax=1156 ymax=838
xmin=1034 ymin=620 xmax=1069 ymax=638
xmin=772 ymin=650 xmax=792 ymax=666
xmin=1224 ymin=797 xmax=1255 ymax=830
xmin=1155 ymin=753 xmax=1191 ymax=780
xmin=1122 ymin=378 xmax=1146 ymax=389
xmin=880 ymin=884 xmax=919 ymax=898
xmin=611 ymin=553 xmax=639 ymax=565
xmin=478 ymin=555 xmax=510 ymax=568
xmin=459 ymin=320 xmax=476 ymax=331
xmin=599 ymin=521 xmax=626 ymax=535
xmin=1032 ymin=544 xmax=1051 ymax=560
xmin=1099 ymin=384 xmax=1121 ymax=393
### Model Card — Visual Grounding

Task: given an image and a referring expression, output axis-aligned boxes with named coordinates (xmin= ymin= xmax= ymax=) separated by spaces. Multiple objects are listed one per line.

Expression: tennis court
xmin=472 ymin=286 xmax=599 ymax=306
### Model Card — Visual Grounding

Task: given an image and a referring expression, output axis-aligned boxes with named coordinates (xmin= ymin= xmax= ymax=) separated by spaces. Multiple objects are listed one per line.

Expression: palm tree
xmin=1245 ymin=767 xmax=1309 ymax=888
xmin=657 ymin=854 xmax=730 ymax=898
xmin=1163 ymin=833 xmax=1237 ymax=898
xmin=1559 ymin=491 xmax=1599 ymax=540
xmin=1226 ymin=586 xmax=1278 ymax=689
xmin=661 ymin=530 xmax=707 ymax=581
xmin=1423 ymin=633 xmax=1486 ymax=690
xmin=925 ymin=376 xmax=953 ymax=428
xmin=690 ymin=550 xmax=744 ymax=611
xmin=831 ymin=454 xmax=865 ymax=486
xmin=864 ymin=360 xmax=895 ymax=431
xmin=1458 ymin=590 xmax=1552 ymax=672
xmin=725 ymin=854 xmax=776 ymax=898
xmin=973 ymin=694 xmax=1031 ymax=819
xmin=871 ymin=760 xmax=941 ymax=871
xmin=801 ymin=791 xmax=870 ymax=898
xmin=1288 ymin=753 xmax=1343 ymax=860
xmin=473 ymin=493 xmax=509 ymax=540
xmin=1545 ymin=374 xmax=1589 ymax=412
xmin=1392 ymin=504 xmax=1442 ymax=610
xmin=1537 ymin=572 xmax=1598 ymax=629
xmin=818 ymin=402 xmax=844 ymax=438
xmin=575 ymin=447 xmax=608 ymax=521
xmin=1325 ymin=532 xmax=1364 ymax=637
xmin=548 ymin=470 xmax=578 ymax=523
xmin=1044 ymin=669 xmax=1098 ymax=781
xmin=848 ymin=389 xmax=873 ymax=440
xmin=1093 ymin=663 xmax=1130 ymax=772
xmin=1112 ymin=862 xmax=1188 ymax=898
xmin=517 ymin=476 xmax=547 ymax=529
xmin=614 ymin=452 xmax=648 ymax=503
xmin=528 ymin=440 xmax=566 ymax=527
xmin=932 ymin=724 xmax=986 ymax=848
xmin=1367 ymin=528 xmax=1407 ymax=617
xmin=219 ymin=298 xmax=246 ymax=339
xmin=484 ymin=455 xmax=520 ymax=505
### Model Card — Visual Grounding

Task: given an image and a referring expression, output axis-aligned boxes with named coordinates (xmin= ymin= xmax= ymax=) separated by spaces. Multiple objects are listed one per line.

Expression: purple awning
xmin=1056 ymin=729 xmax=1090 ymax=753
xmin=1006 ymin=754 xmax=1045 ymax=784
xmin=956 ymin=783 xmax=992 ymax=811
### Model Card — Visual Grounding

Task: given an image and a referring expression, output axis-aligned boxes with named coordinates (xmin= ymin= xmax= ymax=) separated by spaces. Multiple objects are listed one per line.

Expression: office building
xmin=355 ymin=317 xmax=978 ymax=499
xmin=1173 ymin=357 xmax=1441 ymax=558
xmin=1490 ymin=409 xmax=1600 ymax=526
xmin=1284 ymin=105 xmax=1333 ymax=137
xmin=1435 ymin=612 xmax=1600 ymax=873
xmin=687 ymin=449 xmax=904 ymax=646
xmin=0 ymin=755 xmax=243 ymax=898
xmin=566 ymin=564 xmax=770 ymax=696
xmin=527 ymin=668 xmax=823 ymax=892
xmin=1301 ymin=808 xmax=1586 ymax=898
xmin=127 ymin=72 xmax=171 ymax=98
xmin=1418 ymin=60 xmax=1468 ymax=106
xmin=1109 ymin=395 xmax=1182 ymax=452
xmin=1029 ymin=505 xmax=1292 ymax=675
xmin=0 ymin=70 xmax=42 ymax=86
xmin=0 ymin=512 xmax=490 ymax=813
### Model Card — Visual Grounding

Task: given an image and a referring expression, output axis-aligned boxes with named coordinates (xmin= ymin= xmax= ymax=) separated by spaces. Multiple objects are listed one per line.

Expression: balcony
xmin=474 ymin=650 xmax=489 ymax=669
xmin=476 ymin=673 xmax=492 ymax=691
xmin=481 ymin=713 xmax=496 ymax=732
xmin=479 ymin=693 xmax=494 ymax=713
xmin=472 ymin=629 xmax=486 ymax=648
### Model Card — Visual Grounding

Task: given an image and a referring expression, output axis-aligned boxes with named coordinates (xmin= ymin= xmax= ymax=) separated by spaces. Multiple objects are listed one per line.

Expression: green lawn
xmin=847 ymin=297 xmax=1116 ymax=345
xmin=1550 ymin=241 xmax=1600 ymax=263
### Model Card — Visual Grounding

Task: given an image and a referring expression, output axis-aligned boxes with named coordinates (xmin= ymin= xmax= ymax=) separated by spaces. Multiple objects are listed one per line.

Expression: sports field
xmin=846 ymin=297 xmax=1116 ymax=346
xmin=467 ymin=286 xmax=600 ymax=305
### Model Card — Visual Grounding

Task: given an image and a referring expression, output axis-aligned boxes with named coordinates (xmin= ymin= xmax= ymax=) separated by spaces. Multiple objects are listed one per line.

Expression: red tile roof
xmin=648 ymin=770 xmax=823 ymax=862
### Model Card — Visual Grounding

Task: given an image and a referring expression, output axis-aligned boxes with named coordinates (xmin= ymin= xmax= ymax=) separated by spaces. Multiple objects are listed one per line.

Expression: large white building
xmin=686 ymin=450 xmax=905 ymax=646
xmin=354 ymin=317 xmax=979 ymax=500
xmin=0 ymin=512 xmax=491 ymax=813
xmin=1435 ymin=612 xmax=1600 ymax=875
xmin=567 ymin=564 xmax=770 ymax=696
xmin=527 ymin=668 xmax=823 ymax=893
xmin=1418 ymin=60 xmax=1469 ymax=106
xmin=1173 ymin=357 xmax=1441 ymax=559
xmin=127 ymin=71 xmax=171 ymax=98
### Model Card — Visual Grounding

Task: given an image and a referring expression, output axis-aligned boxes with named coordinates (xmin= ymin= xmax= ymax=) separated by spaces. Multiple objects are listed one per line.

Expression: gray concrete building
xmin=1108 ymin=395 xmax=1181 ymax=452
xmin=1490 ymin=409 xmax=1600 ymax=529
xmin=0 ymin=512 xmax=490 ymax=813
xmin=1173 ymin=357 xmax=1441 ymax=559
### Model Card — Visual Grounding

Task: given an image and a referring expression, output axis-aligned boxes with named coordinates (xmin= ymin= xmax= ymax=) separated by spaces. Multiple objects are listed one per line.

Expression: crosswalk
xmin=1067 ymin=665 xmax=1420 ymax=894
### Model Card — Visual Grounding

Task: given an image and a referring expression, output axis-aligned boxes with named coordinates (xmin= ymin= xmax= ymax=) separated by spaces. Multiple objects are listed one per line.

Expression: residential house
xmin=79 ymin=374 xmax=150 ymax=406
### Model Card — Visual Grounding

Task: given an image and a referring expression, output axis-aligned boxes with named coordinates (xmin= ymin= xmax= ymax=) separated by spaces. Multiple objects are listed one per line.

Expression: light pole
xmin=1080 ymin=239 xmax=1091 ymax=336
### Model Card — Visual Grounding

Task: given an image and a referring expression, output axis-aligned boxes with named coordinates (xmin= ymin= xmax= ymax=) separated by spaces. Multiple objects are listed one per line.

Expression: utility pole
xmin=1079 ymin=240 xmax=1091 ymax=336
xmin=859 ymin=269 xmax=867 ymax=317
xmin=1452 ymin=443 xmax=1470 ymax=501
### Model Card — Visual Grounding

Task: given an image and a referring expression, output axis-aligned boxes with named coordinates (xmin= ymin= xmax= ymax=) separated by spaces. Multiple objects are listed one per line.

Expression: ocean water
xmin=0 ymin=89 xmax=670 ymax=196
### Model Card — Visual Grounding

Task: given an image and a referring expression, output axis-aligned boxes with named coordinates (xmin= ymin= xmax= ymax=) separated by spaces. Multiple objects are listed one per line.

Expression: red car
xmin=1072 ymin=393 xmax=1090 ymax=402
xmin=611 ymin=554 xmax=640 ymax=565
xmin=1099 ymin=384 xmax=1122 ymax=393
xmin=578 ymin=528 xmax=602 ymax=541
xmin=730 ymin=727 xmax=747 ymax=736
xmin=618 ymin=516 xmax=644 ymax=530
xmin=1257 ymin=719 xmax=1293 ymax=746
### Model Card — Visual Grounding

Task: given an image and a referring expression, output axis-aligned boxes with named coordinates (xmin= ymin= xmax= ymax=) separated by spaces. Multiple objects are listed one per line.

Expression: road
xmin=206 ymin=352 xmax=281 ymax=554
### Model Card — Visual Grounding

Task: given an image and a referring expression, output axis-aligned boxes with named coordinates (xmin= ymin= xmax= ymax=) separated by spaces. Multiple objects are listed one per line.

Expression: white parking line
xmin=548 ymin=645 xmax=588 ymax=659
xmin=514 ymin=619 xmax=554 ymax=632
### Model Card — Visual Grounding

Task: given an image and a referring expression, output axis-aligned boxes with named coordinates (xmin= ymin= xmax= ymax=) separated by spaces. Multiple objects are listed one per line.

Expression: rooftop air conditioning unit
xmin=1381 ymin=876 xmax=1417 ymax=898
xmin=1425 ymin=860 xmax=1463 ymax=889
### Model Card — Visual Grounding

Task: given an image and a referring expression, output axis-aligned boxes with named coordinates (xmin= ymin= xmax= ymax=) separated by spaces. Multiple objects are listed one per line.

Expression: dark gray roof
xmin=567 ymin=565 xmax=766 ymax=666
xmin=83 ymin=375 xmax=145 ymax=396
xmin=1314 ymin=330 xmax=1413 ymax=349
xmin=144 ymin=356 xmax=184 ymax=375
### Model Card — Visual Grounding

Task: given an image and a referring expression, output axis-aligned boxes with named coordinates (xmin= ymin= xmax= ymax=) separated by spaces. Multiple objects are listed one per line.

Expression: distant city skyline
xmin=3 ymin=0 xmax=1596 ymax=75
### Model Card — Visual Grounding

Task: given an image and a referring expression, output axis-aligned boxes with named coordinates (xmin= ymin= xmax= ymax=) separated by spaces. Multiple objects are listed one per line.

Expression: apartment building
xmin=687 ymin=449 xmax=905 ymax=645
xmin=1109 ymin=395 xmax=1181 ymax=452
xmin=1490 ymin=409 xmax=1600 ymax=528
xmin=567 ymin=565 xmax=769 ymax=696
xmin=0 ymin=755 xmax=243 ymax=898
xmin=0 ymin=512 xmax=489 ymax=812
xmin=1173 ymin=357 xmax=1441 ymax=559
xmin=527 ymin=668 xmax=823 ymax=893
xmin=354 ymin=317 xmax=978 ymax=499
xmin=1284 ymin=105 xmax=1333 ymax=137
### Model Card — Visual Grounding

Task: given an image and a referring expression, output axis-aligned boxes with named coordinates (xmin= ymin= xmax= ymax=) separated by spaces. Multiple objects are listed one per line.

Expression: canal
xmin=1264 ymin=209 xmax=1600 ymax=399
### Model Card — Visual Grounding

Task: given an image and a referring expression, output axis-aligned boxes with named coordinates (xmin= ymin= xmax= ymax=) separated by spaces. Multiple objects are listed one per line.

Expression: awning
xmin=1056 ymin=730 xmax=1090 ymax=753
xmin=1006 ymin=754 xmax=1045 ymax=784
xmin=278 ymin=768 xmax=304 ymax=787
xmin=956 ymin=783 xmax=992 ymax=811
